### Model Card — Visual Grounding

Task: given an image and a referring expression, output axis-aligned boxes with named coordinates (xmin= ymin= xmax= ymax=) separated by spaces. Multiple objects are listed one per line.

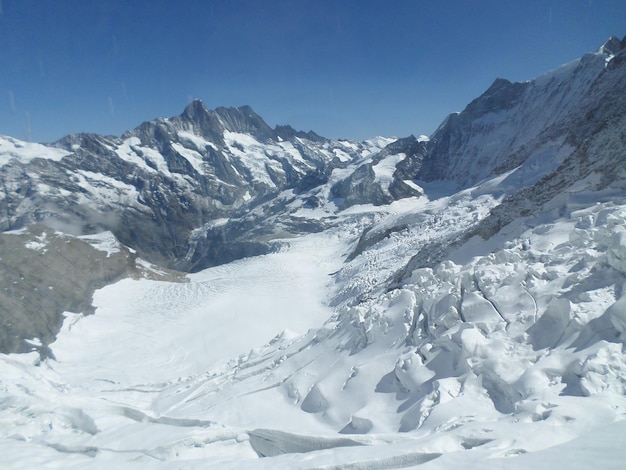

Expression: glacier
xmin=1 ymin=36 xmax=626 ymax=468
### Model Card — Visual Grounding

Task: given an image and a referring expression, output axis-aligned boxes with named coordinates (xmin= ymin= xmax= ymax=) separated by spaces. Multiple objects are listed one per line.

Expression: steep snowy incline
xmin=414 ymin=36 xmax=626 ymax=189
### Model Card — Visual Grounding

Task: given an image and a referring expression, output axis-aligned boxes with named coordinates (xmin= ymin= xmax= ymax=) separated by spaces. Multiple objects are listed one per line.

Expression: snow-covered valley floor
xmin=2 ymin=178 xmax=626 ymax=469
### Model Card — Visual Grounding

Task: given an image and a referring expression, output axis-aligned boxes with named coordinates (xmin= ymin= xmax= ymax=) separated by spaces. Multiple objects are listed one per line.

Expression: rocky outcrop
xmin=0 ymin=225 xmax=185 ymax=355
xmin=330 ymin=136 xmax=424 ymax=209
xmin=331 ymin=163 xmax=391 ymax=208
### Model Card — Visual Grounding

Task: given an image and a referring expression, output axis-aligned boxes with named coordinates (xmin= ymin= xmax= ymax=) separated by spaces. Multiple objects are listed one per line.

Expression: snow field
xmin=0 ymin=135 xmax=70 ymax=165
xmin=51 ymin=229 xmax=345 ymax=386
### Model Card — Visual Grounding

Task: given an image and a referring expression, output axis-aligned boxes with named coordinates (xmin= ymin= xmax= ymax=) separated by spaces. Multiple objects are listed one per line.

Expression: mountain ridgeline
xmin=0 ymin=35 xmax=625 ymax=354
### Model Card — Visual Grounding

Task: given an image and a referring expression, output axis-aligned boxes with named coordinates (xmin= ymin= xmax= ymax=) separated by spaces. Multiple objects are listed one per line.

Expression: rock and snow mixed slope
xmin=0 ymin=104 xmax=394 ymax=355
xmin=1 ymin=36 xmax=626 ymax=468
xmin=0 ymin=101 xmax=395 ymax=271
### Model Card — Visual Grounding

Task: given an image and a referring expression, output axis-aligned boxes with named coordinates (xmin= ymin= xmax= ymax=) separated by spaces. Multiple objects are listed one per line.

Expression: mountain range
xmin=1 ymin=35 xmax=626 ymax=468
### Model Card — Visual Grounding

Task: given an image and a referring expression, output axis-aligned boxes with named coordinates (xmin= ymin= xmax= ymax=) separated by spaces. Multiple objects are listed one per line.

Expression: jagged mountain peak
xmin=180 ymin=100 xmax=271 ymax=136
xmin=274 ymin=124 xmax=326 ymax=143
xmin=123 ymin=101 xmax=278 ymax=147
xmin=462 ymin=77 xmax=529 ymax=117
xmin=0 ymin=94 xmax=400 ymax=276
xmin=180 ymin=98 xmax=212 ymax=120
xmin=212 ymin=104 xmax=277 ymax=141
xmin=179 ymin=102 xmax=328 ymax=144
xmin=599 ymin=34 xmax=626 ymax=56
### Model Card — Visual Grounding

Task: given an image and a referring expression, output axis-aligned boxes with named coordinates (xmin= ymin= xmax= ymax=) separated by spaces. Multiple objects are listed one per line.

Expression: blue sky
xmin=0 ymin=0 xmax=625 ymax=143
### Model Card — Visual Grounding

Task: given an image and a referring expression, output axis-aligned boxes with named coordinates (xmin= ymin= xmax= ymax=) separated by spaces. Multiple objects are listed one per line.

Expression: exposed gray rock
xmin=0 ymin=225 xmax=180 ymax=355
xmin=331 ymin=163 xmax=391 ymax=208
xmin=329 ymin=136 xmax=425 ymax=209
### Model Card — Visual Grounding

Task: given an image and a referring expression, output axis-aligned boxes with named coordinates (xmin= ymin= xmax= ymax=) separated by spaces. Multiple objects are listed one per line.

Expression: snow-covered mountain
xmin=1 ymin=36 xmax=626 ymax=468
xmin=0 ymin=102 xmax=390 ymax=269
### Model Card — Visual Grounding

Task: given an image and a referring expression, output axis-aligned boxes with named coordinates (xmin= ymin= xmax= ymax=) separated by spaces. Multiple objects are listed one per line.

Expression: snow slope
xmin=0 ymin=135 xmax=70 ymax=165
xmin=50 ymin=230 xmax=344 ymax=386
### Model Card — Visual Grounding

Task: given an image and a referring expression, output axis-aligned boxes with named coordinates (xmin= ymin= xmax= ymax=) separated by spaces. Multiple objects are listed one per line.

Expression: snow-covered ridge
xmin=0 ymin=135 xmax=70 ymax=165
xmin=417 ymin=37 xmax=625 ymax=188
xmin=0 ymin=100 xmax=397 ymax=272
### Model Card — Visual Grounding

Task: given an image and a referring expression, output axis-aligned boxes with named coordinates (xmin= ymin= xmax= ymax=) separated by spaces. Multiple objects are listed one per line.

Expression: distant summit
xmin=599 ymin=34 xmax=626 ymax=56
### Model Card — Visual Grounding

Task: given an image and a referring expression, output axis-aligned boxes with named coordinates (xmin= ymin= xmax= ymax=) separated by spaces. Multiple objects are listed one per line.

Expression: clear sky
xmin=0 ymin=0 xmax=625 ymax=143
